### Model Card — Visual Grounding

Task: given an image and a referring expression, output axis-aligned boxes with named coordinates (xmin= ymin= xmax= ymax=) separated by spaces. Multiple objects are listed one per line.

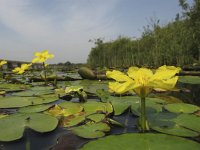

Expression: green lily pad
xmin=147 ymin=97 xmax=168 ymax=104
xmin=0 ymin=83 xmax=30 ymax=92
xmin=82 ymin=101 xmax=113 ymax=116
xmin=148 ymin=112 xmax=199 ymax=137
xmin=80 ymin=133 xmax=200 ymax=150
xmin=65 ymin=80 xmax=109 ymax=94
xmin=58 ymin=101 xmax=83 ymax=115
xmin=12 ymin=89 xmax=54 ymax=97
xmin=107 ymin=96 xmax=140 ymax=115
xmin=131 ymin=101 xmax=163 ymax=116
xmin=87 ymin=114 xmax=106 ymax=122
xmin=178 ymin=76 xmax=200 ymax=84
xmin=164 ymin=103 xmax=200 ymax=113
xmin=96 ymin=89 xmax=110 ymax=102
xmin=0 ymin=113 xmax=58 ymax=141
xmin=71 ymin=122 xmax=110 ymax=139
xmin=156 ymin=96 xmax=183 ymax=103
xmin=0 ymin=94 xmax=58 ymax=108
xmin=60 ymin=112 xmax=86 ymax=127
xmin=18 ymin=104 xmax=53 ymax=113
xmin=174 ymin=113 xmax=200 ymax=132
xmin=29 ymin=86 xmax=54 ymax=91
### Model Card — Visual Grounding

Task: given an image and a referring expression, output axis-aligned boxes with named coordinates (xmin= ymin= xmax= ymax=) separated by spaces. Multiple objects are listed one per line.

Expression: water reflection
xmin=173 ymin=82 xmax=200 ymax=106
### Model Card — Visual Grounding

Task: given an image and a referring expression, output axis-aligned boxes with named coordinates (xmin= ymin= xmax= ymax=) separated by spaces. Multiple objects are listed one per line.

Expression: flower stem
xmin=43 ymin=62 xmax=47 ymax=85
xmin=140 ymin=96 xmax=147 ymax=132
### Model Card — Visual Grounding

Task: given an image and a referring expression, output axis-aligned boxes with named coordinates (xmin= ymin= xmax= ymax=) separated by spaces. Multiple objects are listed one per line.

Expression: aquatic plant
xmin=106 ymin=65 xmax=181 ymax=131
xmin=0 ymin=60 xmax=7 ymax=67
xmin=32 ymin=50 xmax=54 ymax=85
xmin=12 ymin=63 xmax=32 ymax=74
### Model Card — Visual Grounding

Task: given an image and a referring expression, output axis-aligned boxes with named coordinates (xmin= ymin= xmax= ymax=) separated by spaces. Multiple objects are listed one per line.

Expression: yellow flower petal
xmin=128 ymin=67 xmax=153 ymax=81
xmin=127 ymin=66 xmax=139 ymax=78
xmin=32 ymin=58 xmax=39 ymax=63
xmin=106 ymin=70 xmax=132 ymax=82
xmin=153 ymin=65 xmax=181 ymax=80
xmin=149 ymin=76 xmax=178 ymax=90
xmin=32 ymin=50 xmax=54 ymax=63
xmin=108 ymin=81 xmax=135 ymax=94
xmin=0 ymin=60 xmax=7 ymax=66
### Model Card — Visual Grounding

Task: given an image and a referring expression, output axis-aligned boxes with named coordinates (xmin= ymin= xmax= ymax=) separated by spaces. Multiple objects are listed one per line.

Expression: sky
xmin=0 ymin=0 xmax=193 ymax=64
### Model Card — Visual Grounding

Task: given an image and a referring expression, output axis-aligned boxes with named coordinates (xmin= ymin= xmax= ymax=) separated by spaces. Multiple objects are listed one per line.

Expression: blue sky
xmin=0 ymin=0 xmax=193 ymax=63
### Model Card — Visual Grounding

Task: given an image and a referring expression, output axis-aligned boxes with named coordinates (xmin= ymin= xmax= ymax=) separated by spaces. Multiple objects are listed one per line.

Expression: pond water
xmin=0 ymin=78 xmax=200 ymax=150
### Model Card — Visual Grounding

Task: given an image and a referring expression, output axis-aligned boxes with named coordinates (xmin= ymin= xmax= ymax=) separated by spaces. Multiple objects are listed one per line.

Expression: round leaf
xmin=148 ymin=112 xmax=199 ymax=137
xmin=71 ymin=122 xmax=110 ymax=139
xmin=164 ymin=103 xmax=200 ymax=113
xmin=80 ymin=133 xmax=200 ymax=150
xmin=0 ymin=113 xmax=58 ymax=141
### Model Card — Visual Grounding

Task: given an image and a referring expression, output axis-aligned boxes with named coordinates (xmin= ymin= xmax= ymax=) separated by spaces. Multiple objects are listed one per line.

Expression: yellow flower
xmin=0 ymin=60 xmax=7 ymax=67
xmin=106 ymin=65 xmax=181 ymax=97
xmin=32 ymin=50 xmax=54 ymax=63
xmin=12 ymin=63 xmax=32 ymax=74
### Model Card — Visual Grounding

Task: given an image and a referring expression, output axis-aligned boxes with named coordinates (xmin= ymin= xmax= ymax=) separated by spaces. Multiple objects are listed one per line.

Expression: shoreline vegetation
xmin=87 ymin=0 xmax=200 ymax=69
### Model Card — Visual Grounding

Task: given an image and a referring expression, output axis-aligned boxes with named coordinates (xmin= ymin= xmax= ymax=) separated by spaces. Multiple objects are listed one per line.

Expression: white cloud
xmin=0 ymin=0 xmax=121 ymax=63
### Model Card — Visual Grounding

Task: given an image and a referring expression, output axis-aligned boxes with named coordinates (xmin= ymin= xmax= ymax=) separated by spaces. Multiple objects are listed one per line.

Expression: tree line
xmin=87 ymin=0 xmax=200 ymax=68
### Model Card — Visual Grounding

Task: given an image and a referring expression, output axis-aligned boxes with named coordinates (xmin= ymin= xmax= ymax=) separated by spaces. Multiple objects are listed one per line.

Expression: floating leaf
xmin=131 ymin=101 xmax=163 ymax=116
xmin=59 ymin=101 xmax=83 ymax=115
xmin=71 ymin=122 xmax=110 ymax=139
xmin=0 ymin=114 xmax=8 ymax=119
xmin=29 ymin=86 xmax=54 ymax=91
xmin=0 ymin=94 xmax=58 ymax=108
xmin=156 ymin=96 xmax=183 ymax=103
xmin=45 ymin=105 xmax=65 ymax=117
xmin=0 ymin=113 xmax=58 ymax=141
xmin=107 ymin=96 xmax=140 ymax=115
xmin=178 ymin=76 xmax=200 ymax=84
xmin=87 ymin=114 xmax=106 ymax=122
xmin=82 ymin=101 xmax=113 ymax=116
xmin=148 ymin=112 xmax=199 ymax=137
xmin=0 ymin=83 xmax=30 ymax=92
xmin=54 ymin=88 xmax=66 ymax=97
xmin=12 ymin=89 xmax=54 ymax=97
xmin=0 ymin=96 xmax=34 ymax=108
xmin=164 ymin=103 xmax=200 ymax=113
xmin=80 ymin=133 xmax=200 ymax=150
xmin=96 ymin=89 xmax=110 ymax=102
xmin=174 ymin=113 xmax=200 ymax=133
xmin=18 ymin=104 xmax=53 ymax=113
xmin=47 ymin=102 xmax=83 ymax=117
xmin=61 ymin=112 xmax=85 ymax=127
xmin=65 ymin=80 xmax=109 ymax=94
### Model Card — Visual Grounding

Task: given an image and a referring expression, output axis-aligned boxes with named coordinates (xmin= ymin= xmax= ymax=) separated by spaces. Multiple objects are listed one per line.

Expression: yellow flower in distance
xmin=106 ymin=65 xmax=181 ymax=97
xmin=0 ymin=60 xmax=7 ymax=67
xmin=12 ymin=63 xmax=32 ymax=74
xmin=32 ymin=50 xmax=54 ymax=63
